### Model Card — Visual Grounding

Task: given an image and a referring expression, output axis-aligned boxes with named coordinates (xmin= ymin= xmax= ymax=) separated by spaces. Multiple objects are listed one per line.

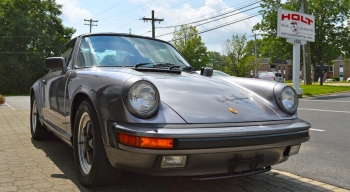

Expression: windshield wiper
xmin=134 ymin=62 xmax=180 ymax=70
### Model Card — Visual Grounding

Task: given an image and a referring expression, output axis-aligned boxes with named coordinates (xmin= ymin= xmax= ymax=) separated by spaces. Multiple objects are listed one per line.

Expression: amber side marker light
xmin=118 ymin=132 xmax=173 ymax=149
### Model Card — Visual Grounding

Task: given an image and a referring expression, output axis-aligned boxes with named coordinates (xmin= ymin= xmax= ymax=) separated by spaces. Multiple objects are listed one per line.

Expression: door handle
xmin=43 ymin=79 xmax=47 ymax=84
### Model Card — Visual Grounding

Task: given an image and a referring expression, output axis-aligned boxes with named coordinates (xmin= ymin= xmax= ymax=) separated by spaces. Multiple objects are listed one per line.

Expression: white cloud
xmin=56 ymin=0 xmax=93 ymax=23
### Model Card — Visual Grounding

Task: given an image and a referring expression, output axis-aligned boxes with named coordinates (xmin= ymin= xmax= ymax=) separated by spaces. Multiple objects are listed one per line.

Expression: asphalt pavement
xmin=274 ymin=92 xmax=350 ymax=189
xmin=1 ymin=94 xmax=350 ymax=191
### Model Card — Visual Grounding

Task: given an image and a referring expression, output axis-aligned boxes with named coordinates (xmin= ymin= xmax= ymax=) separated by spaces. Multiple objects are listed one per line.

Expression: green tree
xmin=172 ymin=25 xmax=209 ymax=70
xmin=208 ymin=51 xmax=224 ymax=71
xmin=0 ymin=0 xmax=75 ymax=94
xmin=222 ymin=34 xmax=255 ymax=77
xmin=253 ymin=0 xmax=350 ymax=81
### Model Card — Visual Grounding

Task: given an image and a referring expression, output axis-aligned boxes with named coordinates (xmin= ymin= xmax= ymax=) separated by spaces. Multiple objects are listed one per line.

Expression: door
xmin=42 ymin=39 xmax=76 ymax=133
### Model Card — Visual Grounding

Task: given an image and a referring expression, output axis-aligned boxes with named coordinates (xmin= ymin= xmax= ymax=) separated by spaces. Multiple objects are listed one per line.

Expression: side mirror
xmin=200 ymin=67 xmax=213 ymax=77
xmin=45 ymin=57 xmax=67 ymax=71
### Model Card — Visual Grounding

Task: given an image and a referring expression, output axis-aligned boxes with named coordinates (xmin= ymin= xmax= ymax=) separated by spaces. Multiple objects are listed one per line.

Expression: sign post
xmin=277 ymin=8 xmax=315 ymax=96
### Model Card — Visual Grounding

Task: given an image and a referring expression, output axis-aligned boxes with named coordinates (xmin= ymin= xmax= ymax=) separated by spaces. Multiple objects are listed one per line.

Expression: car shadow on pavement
xmin=31 ymin=136 xmax=343 ymax=192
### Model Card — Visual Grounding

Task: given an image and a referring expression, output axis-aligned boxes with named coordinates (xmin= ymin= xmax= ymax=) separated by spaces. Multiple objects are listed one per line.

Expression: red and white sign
xmin=277 ymin=8 xmax=315 ymax=42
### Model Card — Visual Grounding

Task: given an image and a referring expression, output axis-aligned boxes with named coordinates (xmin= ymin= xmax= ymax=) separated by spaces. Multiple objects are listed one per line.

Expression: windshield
xmin=76 ymin=35 xmax=190 ymax=69
xmin=213 ymin=70 xmax=230 ymax=76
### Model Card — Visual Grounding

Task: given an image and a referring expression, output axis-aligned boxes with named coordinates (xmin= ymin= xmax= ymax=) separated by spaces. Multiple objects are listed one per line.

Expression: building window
xmin=329 ymin=66 xmax=333 ymax=72
xmin=340 ymin=72 xmax=344 ymax=77
xmin=340 ymin=62 xmax=344 ymax=68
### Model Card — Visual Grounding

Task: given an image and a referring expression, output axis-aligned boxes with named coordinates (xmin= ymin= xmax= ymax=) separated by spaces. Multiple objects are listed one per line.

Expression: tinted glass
xmin=60 ymin=39 xmax=76 ymax=69
xmin=213 ymin=70 xmax=230 ymax=76
xmin=76 ymin=36 xmax=190 ymax=68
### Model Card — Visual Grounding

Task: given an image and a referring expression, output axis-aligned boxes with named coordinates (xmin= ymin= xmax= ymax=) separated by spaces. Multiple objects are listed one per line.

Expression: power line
xmin=140 ymin=31 xmax=151 ymax=36
xmin=157 ymin=0 xmax=261 ymax=29
xmin=168 ymin=13 xmax=261 ymax=42
xmin=93 ymin=0 xmax=128 ymax=18
xmin=99 ymin=0 xmax=156 ymax=20
xmin=155 ymin=0 xmax=217 ymax=18
xmin=123 ymin=0 xmax=222 ymax=33
xmin=157 ymin=0 xmax=259 ymax=26
xmin=197 ymin=13 xmax=260 ymax=35
xmin=73 ymin=0 xmax=155 ymax=33
xmin=156 ymin=6 xmax=260 ymax=39
xmin=115 ymin=0 xmax=193 ymax=32
xmin=130 ymin=0 xmax=257 ymax=35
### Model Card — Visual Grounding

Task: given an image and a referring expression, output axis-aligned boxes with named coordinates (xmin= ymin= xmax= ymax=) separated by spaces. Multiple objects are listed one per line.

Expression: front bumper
xmin=105 ymin=119 xmax=310 ymax=178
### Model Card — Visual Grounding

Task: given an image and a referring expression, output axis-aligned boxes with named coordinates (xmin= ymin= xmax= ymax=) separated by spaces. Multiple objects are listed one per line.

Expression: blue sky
xmin=56 ymin=0 xmax=265 ymax=53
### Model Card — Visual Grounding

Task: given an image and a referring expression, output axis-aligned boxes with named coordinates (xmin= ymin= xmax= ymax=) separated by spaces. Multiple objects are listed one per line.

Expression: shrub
xmin=330 ymin=76 xmax=340 ymax=81
xmin=0 ymin=94 xmax=5 ymax=105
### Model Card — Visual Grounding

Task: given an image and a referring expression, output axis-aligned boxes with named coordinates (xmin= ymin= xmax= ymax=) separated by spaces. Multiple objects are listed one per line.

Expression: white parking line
xmin=310 ymin=128 xmax=325 ymax=132
xmin=300 ymin=100 xmax=350 ymax=103
xmin=298 ymin=108 xmax=350 ymax=114
xmin=4 ymin=102 xmax=16 ymax=110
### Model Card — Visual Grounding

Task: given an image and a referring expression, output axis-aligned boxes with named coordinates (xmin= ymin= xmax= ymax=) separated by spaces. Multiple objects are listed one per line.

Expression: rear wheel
xmin=73 ymin=100 xmax=121 ymax=187
xmin=30 ymin=96 xmax=52 ymax=140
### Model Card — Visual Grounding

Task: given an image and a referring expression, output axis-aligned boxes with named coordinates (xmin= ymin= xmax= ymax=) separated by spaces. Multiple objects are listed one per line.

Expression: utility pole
xmin=302 ymin=0 xmax=312 ymax=85
xmin=142 ymin=10 xmax=164 ymax=38
xmin=84 ymin=19 xmax=98 ymax=33
xmin=254 ymin=33 xmax=258 ymax=77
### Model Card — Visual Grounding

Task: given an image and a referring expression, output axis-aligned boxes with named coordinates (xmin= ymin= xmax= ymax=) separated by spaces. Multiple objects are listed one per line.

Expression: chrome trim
xmin=42 ymin=119 xmax=72 ymax=147
xmin=114 ymin=120 xmax=310 ymax=138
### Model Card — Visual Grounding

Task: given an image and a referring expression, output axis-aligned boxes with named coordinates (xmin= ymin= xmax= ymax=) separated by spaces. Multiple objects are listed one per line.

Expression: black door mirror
xmin=45 ymin=57 xmax=67 ymax=71
xmin=200 ymin=67 xmax=213 ymax=77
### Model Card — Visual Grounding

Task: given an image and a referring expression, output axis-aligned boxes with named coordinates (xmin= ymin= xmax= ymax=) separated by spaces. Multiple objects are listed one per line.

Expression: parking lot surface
xmin=0 ymin=97 xmax=349 ymax=191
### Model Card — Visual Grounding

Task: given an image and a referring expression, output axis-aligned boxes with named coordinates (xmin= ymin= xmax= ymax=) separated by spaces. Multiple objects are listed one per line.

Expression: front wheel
xmin=73 ymin=101 xmax=121 ymax=187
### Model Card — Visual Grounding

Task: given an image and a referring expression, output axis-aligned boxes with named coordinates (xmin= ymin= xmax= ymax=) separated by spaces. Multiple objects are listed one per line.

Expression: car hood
xmin=145 ymin=73 xmax=282 ymax=123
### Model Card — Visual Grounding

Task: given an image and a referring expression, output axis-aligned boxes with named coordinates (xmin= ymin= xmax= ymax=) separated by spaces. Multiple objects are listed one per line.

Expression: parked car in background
xmin=195 ymin=70 xmax=230 ymax=77
xmin=347 ymin=77 xmax=350 ymax=82
xmin=325 ymin=79 xmax=336 ymax=82
xmin=30 ymin=33 xmax=310 ymax=187
xmin=256 ymin=72 xmax=283 ymax=82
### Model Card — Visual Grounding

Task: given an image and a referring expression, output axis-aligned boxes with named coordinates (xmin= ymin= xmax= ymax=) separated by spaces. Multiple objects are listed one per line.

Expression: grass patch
xmin=299 ymin=85 xmax=350 ymax=97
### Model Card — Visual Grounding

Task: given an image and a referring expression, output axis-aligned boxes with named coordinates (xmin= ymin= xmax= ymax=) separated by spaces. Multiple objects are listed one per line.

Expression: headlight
xmin=274 ymin=84 xmax=298 ymax=115
xmin=123 ymin=79 xmax=160 ymax=118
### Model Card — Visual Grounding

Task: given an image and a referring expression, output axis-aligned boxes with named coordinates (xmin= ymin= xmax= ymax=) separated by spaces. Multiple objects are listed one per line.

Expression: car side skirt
xmin=41 ymin=118 xmax=72 ymax=147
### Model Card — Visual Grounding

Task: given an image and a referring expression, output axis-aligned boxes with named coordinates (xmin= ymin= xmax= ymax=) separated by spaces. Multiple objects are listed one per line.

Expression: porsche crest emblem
xmin=228 ymin=107 xmax=238 ymax=114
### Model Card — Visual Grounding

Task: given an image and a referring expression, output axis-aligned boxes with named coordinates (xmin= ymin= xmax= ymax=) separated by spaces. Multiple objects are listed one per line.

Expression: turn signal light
xmin=118 ymin=132 xmax=173 ymax=149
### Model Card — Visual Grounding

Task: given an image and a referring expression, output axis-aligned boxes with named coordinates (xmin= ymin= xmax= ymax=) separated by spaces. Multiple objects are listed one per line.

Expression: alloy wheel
xmin=77 ymin=112 xmax=94 ymax=175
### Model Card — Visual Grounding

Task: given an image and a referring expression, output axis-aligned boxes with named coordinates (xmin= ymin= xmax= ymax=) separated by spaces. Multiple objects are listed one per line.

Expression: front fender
xmin=31 ymin=79 xmax=44 ymax=123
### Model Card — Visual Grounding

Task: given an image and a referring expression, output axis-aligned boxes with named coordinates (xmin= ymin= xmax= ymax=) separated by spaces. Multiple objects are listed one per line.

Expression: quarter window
xmin=60 ymin=39 xmax=76 ymax=69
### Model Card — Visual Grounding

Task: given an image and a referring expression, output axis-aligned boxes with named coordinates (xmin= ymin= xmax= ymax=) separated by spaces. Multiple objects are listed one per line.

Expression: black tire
xmin=73 ymin=100 xmax=121 ymax=187
xmin=30 ymin=95 xmax=52 ymax=140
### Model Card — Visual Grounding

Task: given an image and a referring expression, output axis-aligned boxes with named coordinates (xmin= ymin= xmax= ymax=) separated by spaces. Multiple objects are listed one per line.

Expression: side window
xmin=59 ymin=39 xmax=76 ymax=69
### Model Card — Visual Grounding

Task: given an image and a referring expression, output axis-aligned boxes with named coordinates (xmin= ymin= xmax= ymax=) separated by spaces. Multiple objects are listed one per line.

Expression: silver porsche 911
xmin=30 ymin=33 xmax=310 ymax=187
